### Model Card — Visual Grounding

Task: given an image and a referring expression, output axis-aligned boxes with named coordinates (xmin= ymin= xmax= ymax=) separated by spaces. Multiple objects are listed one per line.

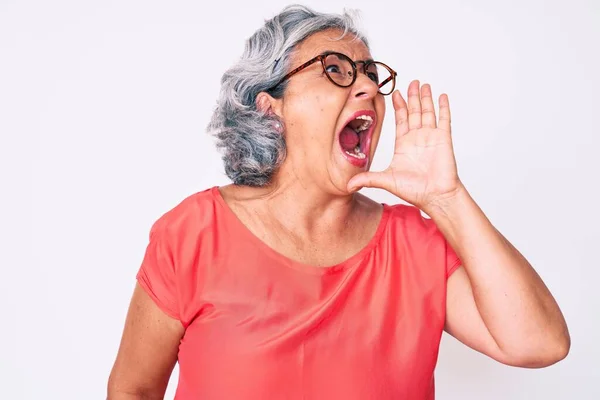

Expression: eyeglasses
xmin=269 ymin=51 xmax=397 ymax=95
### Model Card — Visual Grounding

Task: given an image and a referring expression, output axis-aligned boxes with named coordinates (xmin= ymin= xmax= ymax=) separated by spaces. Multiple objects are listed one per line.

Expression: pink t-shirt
xmin=137 ymin=187 xmax=461 ymax=399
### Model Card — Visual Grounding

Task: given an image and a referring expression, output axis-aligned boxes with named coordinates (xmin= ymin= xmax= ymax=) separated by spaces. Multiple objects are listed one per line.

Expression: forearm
xmin=424 ymin=184 xmax=570 ymax=360
xmin=107 ymin=389 xmax=164 ymax=400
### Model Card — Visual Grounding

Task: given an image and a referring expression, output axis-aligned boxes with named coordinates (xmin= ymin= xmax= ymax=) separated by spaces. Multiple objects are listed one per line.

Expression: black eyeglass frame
xmin=269 ymin=51 xmax=397 ymax=95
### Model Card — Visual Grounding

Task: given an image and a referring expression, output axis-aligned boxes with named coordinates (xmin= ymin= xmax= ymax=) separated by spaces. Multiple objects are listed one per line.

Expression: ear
xmin=256 ymin=92 xmax=283 ymax=119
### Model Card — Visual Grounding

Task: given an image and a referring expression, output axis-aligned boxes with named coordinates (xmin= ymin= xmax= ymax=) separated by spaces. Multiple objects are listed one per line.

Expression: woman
xmin=107 ymin=5 xmax=570 ymax=399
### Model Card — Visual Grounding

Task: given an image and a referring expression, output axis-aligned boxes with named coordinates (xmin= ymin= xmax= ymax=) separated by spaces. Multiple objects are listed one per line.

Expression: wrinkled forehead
xmin=292 ymin=28 xmax=372 ymax=64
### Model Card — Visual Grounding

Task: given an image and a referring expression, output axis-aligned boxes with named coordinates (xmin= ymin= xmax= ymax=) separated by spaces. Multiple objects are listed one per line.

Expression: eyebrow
xmin=327 ymin=51 xmax=374 ymax=64
xmin=358 ymin=58 xmax=375 ymax=64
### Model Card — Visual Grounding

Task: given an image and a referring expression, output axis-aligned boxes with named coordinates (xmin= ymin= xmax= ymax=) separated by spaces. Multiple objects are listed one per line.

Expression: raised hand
xmin=348 ymin=80 xmax=463 ymax=211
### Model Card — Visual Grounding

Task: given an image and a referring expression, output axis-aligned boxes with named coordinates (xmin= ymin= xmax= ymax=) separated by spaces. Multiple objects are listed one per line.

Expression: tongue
xmin=339 ymin=126 xmax=359 ymax=151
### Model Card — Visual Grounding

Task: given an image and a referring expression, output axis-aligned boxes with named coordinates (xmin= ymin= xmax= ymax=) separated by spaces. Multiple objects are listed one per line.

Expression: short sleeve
xmin=418 ymin=209 xmax=462 ymax=279
xmin=444 ymin=238 xmax=462 ymax=278
xmin=136 ymin=222 xmax=181 ymax=321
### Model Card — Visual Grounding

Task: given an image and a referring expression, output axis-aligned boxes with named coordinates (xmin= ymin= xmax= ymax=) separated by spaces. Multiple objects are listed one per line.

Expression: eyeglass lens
xmin=323 ymin=53 xmax=394 ymax=95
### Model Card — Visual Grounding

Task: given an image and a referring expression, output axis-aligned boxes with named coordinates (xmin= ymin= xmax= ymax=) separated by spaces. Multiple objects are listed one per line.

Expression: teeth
xmin=353 ymin=115 xmax=373 ymax=132
xmin=345 ymin=149 xmax=366 ymax=160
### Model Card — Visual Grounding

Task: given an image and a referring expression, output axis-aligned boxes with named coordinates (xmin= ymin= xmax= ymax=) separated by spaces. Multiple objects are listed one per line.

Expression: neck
xmin=225 ymin=175 xmax=364 ymax=238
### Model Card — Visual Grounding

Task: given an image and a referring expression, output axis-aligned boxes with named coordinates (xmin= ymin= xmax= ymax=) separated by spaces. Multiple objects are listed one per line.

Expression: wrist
xmin=422 ymin=182 xmax=471 ymax=219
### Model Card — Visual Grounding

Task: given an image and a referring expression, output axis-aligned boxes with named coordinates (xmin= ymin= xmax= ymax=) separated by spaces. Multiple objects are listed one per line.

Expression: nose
xmin=351 ymin=69 xmax=379 ymax=99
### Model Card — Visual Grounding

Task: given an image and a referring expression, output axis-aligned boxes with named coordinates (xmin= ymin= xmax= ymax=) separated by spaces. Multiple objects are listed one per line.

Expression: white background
xmin=3 ymin=0 xmax=599 ymax=398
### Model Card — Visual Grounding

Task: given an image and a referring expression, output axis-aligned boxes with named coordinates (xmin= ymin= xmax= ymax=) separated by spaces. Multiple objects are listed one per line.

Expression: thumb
xmin=347 ymin=171 xmax=390 ymax=192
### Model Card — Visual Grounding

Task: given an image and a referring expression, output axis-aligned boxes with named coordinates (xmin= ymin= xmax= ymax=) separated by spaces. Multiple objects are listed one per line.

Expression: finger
xmin=420 ymin=84 xmax=437 ymax=128
xmin=392 ymin=90 xmax=409 ymax=137
xmin=347 ymin=171 xmax=392 ymax=193
xmin=407 ymin=80 xmax=422 ymax=130
xmin=438 ymin=93 xmax=451 ymax=133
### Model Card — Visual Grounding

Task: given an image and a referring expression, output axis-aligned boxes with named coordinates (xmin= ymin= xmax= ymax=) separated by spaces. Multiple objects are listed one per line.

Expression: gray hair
xmin=207 ymin=5 xmax=369 ymax=186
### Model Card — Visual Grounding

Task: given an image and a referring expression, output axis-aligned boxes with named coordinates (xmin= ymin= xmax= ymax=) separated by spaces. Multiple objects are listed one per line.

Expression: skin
xmin=107 ymin=28 xmax=570 ymax=398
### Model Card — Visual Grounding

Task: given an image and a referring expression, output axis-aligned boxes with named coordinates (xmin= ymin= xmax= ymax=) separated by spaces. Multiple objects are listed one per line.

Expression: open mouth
xmin=338 ymin=110 xmax=375 ymax=166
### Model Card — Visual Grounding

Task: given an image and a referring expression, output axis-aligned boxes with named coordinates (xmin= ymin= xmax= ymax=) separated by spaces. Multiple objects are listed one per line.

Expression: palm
xmin=348 ymin=81 xmax=462 ymax=210
xmin=385 ymin=124 xmax=458 ymax=207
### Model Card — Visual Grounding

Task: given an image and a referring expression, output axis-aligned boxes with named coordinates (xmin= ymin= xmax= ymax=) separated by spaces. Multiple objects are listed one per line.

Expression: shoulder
xmin=353 ymin=194 xmax=431 ymax=229
xmin=353 ymin=193 xmax=443 ymax=243
xmin=384 ymin=202 xmax=446 ymax=242
xmin=140 ymin=186 xmax=224 ymax=284
xmin=387 ymin=202 xmax=431 ymax=225
xmin=148 ymin=187 xmax=220 ymax=240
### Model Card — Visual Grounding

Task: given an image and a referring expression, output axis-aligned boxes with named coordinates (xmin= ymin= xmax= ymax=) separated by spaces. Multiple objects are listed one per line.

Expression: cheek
xmin=376 ymin=96 xmax=386 ymax=120
xmin=372 ymin=98 xmax=386 ymax=144
xmin=287 ymin=96 xmax=338 ymax=146
xmin=370 ymin=126 xmax=383 ymax=155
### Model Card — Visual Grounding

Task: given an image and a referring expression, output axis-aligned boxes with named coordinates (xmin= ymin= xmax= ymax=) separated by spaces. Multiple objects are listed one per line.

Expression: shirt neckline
xmin=210 ymin=186 xmax=390 ymax=275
